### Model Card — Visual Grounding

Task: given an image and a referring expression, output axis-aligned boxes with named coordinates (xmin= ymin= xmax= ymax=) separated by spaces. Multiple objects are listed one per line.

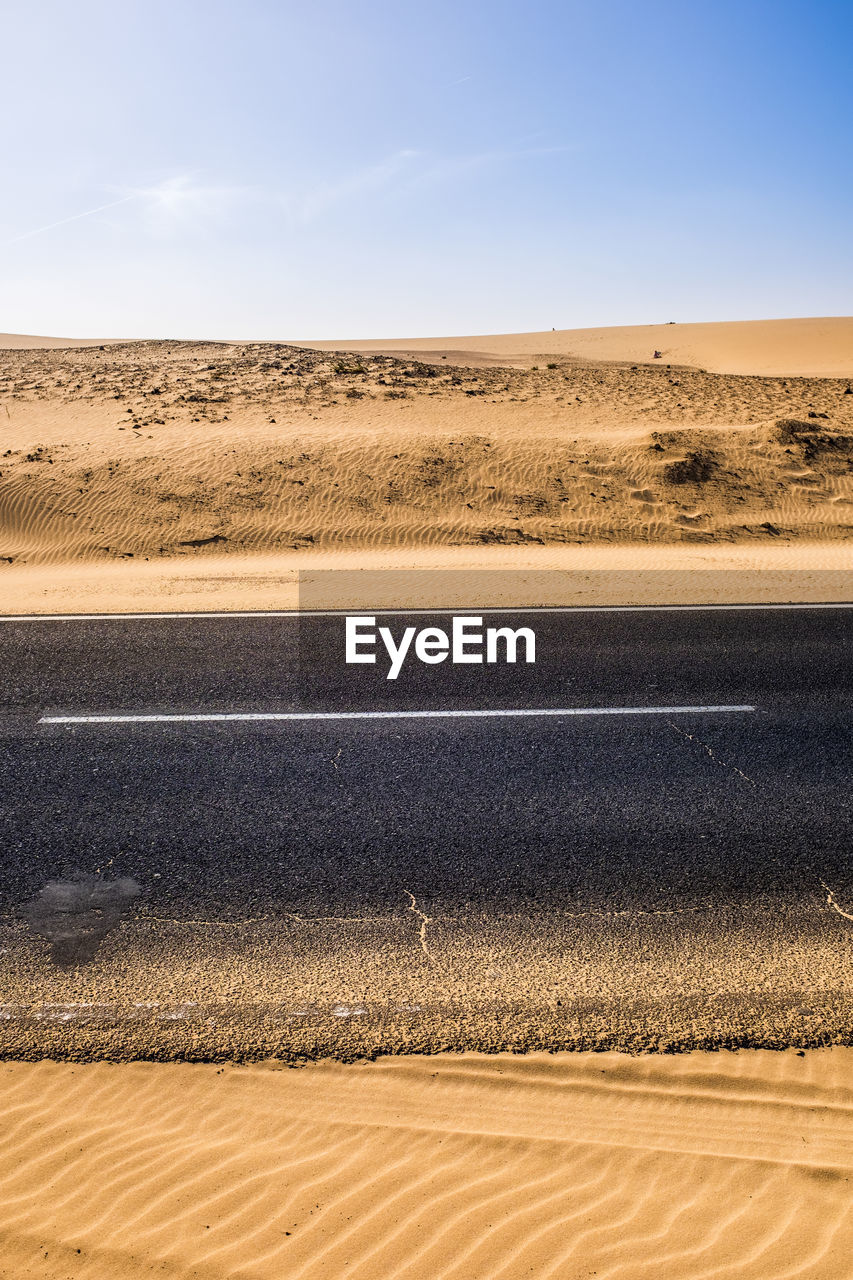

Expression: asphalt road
xmin=1 ymin=605 xmax=852 ymax=919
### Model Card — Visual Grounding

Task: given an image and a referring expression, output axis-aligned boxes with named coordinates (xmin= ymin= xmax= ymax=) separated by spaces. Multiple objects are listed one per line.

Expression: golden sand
xmin=1 ymin=1051 xmax=850 ymax=1280
xmin=295 ymin=315 xmax=853 ymax=378
xmin=0 ymin=319 xmax=852 ymax=613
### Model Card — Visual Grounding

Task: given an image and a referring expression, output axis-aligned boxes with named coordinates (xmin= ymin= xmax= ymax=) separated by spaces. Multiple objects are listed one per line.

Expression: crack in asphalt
xmin=404 ymin=889 xmax=436 ymax=963
xmin=821 ymin=881 xmax=853 ymax=923
xmin=668 ymin=719 xmax=757 ymax=788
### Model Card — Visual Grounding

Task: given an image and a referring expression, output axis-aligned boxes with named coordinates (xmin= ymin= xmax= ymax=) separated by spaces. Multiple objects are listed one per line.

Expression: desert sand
xmin=2 ymin=544 xmax=853 ymax=615
xmin=0 ymin=317 xmax=852 ymax=612
xmin=0 ymin=1051 xmax=850 ymax=1280
xmin=295 ymin=315 xmax=853 ymax=378
xmin=0 ymin=333 xmax=114 ymax=351
xmin=0 ymin=317 xmax=845 ymax=611
xmin=7 ymin=315 xmax=852 ymax=374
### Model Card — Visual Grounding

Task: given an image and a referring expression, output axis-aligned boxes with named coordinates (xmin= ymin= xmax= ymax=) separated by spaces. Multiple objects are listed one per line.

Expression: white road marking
xmin=2 ymin=603 xmax=853 ymax=621
xmin=40 ymin=705 xmax=756 ymax=724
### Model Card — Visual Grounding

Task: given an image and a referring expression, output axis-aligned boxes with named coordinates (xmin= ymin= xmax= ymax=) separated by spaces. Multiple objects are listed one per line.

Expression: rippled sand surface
xmin=1 ymin=1050 xmax=850 ymax=1279
xmin=1 ymin=328 xmax=852 ymax=574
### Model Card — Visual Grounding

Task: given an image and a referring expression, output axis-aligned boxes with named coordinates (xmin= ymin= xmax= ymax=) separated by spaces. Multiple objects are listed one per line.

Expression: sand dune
xmin=6 ymin=317 xmax=849 ymax=377
xmin=1 ymin=336 xmax=852 ymax=611
xmin=0 ymin=1051 xmax=849 ymax=1279
xmin=294 ymin=316 xmax=853 ymax=378
xmin=0 ymin=333 xmax=112 ymax=350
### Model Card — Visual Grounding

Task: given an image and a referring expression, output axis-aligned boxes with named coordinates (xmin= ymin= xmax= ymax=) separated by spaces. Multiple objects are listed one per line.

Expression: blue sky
xmin=2 ymin=0 xmax=851 ymax=338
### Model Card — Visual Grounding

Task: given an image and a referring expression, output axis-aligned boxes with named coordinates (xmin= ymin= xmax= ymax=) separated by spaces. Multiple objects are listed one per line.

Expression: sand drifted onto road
xmin=1 ymin=900 xmax=851 ymax=1060
xmin=0 ymin=1050 xmax=850 ymax=1279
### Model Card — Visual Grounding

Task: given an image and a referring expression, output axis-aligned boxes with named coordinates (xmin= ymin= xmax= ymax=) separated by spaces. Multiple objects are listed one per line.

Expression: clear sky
xmin=2 ymin=0 xmax=851 ymax=339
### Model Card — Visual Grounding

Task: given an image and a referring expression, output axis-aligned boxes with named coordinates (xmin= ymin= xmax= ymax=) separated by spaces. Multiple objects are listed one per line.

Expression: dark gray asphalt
xmin=1 ymin=606 xmax=852 ymax=923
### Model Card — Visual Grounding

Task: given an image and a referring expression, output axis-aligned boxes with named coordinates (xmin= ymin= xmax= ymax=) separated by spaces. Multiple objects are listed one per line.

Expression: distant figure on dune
xmin=653 ymin=349 xmax=662 ymax=358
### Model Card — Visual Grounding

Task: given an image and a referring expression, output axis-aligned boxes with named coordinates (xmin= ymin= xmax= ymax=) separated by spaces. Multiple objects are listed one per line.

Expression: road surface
xmin=0 ymin=605 xmax=851 ymax=1058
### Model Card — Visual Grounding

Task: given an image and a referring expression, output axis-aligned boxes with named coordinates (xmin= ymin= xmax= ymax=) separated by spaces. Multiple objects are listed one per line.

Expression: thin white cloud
xmin=134 ymin=174 xmax=244 ymax=216
xmin=4 ymin=193 xmax=140 ymax=245
xmin=279 ymin=144 xmax=571 ymax=224
xmin=4 ymin=174 xmax=248 ymax=248
xmin=4 ymin=147 xmax=572 ymax=248
xmin=402 ymin=143 xmax=572 ymax=193
xmin=282 ymin=150 xmax=420 ymax=223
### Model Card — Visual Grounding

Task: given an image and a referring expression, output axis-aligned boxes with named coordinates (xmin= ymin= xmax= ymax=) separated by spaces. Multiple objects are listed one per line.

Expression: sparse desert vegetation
xmin=1 ymin=337 xmax=852 ymax=566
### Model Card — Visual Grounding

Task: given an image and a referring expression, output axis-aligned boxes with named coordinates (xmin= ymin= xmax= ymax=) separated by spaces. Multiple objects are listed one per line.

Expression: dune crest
xmin=5 ymin=317 xmax=852 ymax=378
xmin=294 ymin=316 xmax=853 ymax=378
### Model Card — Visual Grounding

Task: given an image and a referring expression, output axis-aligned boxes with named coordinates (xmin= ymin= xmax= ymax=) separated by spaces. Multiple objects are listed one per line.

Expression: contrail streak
xmin=5 ymin=193 xmax=139 ymax=246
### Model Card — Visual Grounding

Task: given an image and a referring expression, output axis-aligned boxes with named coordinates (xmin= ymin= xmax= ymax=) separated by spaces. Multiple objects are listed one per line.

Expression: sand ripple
xmin=1 ymin=342 xmax=852 ymax=568
xmin=0 ymin=1050 xmax=850 ymax=1279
